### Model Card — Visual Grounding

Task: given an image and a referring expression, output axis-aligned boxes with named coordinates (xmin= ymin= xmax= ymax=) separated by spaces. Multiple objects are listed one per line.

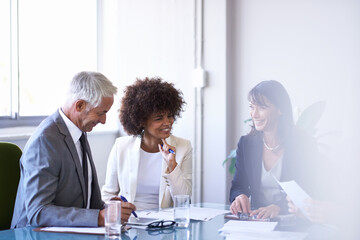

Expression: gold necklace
xmin=262 ymin=137 xmax=280 ymax=151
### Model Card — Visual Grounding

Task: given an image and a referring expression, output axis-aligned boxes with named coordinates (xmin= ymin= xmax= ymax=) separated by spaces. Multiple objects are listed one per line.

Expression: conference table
xmin=0 ymin=203 xmax=338 ymax=240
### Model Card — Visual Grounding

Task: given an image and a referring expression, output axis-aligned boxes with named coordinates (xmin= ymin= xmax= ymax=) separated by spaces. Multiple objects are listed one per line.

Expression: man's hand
xmin=98 ymin=209 xmax=105 ymax=226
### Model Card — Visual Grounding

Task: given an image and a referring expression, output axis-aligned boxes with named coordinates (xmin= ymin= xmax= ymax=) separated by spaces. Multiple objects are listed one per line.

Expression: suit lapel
xmin=53 ymin=111 xmax=88 ymax=207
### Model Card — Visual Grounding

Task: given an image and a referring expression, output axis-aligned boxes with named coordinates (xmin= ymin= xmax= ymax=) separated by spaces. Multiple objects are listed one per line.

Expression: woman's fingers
xmin=160 ymin=139 xmax=176 ymax=154
xmin=252 ymin=205 xmax=280 ymax=219
xmin=231 ymin=194 xmax=250 ymax=215
xmin=239 ymin=195 xmax=250 ymax=214
xmin=230 ymin=202 xmax=238 ymax=215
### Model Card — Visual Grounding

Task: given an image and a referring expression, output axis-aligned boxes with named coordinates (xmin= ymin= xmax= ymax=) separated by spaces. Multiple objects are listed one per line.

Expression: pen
xmin=161 ymin=144 xmax=175 ymax=154
xmin=120 ymin=195 xmax=139 ymax=219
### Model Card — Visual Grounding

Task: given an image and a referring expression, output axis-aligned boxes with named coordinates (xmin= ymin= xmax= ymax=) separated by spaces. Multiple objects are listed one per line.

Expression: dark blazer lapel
xmin=247 ymin=134 xmax=263 ymax=193
xmin=53 ymin=111 xmax=88 ymax=207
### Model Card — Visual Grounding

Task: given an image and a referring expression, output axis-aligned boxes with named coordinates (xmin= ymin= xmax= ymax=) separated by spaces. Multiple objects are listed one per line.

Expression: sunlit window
xmin=0 ymin=0 xmax=98 ymax=125
xmin=0 ymin=0 xmax=11 ymax=117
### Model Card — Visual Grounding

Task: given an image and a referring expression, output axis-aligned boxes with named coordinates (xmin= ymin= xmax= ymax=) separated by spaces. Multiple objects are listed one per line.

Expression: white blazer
xmin=101 ymin=135 xmax=192 ymax=208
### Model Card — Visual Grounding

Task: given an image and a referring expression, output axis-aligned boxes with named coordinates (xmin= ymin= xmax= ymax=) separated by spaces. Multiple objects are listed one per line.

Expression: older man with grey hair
xmin=11 ymin=71 xmax=136 ymax=228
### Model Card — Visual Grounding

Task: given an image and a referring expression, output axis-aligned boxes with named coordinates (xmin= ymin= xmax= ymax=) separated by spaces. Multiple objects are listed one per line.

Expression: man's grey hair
xmin=65 ymin=71 xmax=118 ymax=108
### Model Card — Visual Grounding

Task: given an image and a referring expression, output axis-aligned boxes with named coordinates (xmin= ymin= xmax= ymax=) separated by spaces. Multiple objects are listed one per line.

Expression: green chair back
xmin=0 ymin=142 xmax=22 ymax=230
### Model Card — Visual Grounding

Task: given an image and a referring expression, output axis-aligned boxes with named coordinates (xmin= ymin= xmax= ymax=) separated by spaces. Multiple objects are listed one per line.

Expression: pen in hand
xmin=160 ymin=144 xmax=175 ymax=154
xmin=120 ymin=195 xmax=139 ymax=220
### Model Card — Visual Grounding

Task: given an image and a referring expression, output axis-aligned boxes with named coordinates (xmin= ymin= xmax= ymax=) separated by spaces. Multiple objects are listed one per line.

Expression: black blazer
xmin=229 ymin=129 xmax=319 ymax=213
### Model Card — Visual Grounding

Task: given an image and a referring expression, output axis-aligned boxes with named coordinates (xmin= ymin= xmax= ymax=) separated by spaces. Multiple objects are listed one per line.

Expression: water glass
xmin=105 ymin=201 xmax=121 ymax=239
xmin=174 ymin=195 xmax=190 ymax=228
xmin=175 ymin=227 xmax=190 ymax=240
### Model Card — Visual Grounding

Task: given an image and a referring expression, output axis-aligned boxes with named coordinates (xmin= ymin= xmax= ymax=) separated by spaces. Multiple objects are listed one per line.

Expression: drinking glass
xmin=174 ymin=195 xmax=190 ymax=228
xmin=105 ymin=201 xmax=121 ymax=239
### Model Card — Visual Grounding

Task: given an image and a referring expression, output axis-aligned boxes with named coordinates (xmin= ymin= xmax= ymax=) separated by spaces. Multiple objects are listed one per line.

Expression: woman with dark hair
xmin=229 ymin=80 xmax=319 ymax=219
xmin=101 ymin=77 xmax=192 ymax=210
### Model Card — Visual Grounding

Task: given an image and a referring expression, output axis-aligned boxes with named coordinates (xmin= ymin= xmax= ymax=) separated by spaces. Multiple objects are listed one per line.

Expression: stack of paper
xmin=218 ymin=220 xmax=307 ymax=240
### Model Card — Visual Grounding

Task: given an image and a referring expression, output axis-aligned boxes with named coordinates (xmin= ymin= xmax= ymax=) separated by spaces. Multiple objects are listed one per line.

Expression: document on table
xmin=137 ymin=206 xmax=230 ymax=221
xmin=34 ymin=227 xmax=106 ymax=235
xmin=219 ymin=220 xmax=308 ymax=239
xmin=274 ymin=178 xmax=311 ymax=220
xmin=189 ymin=206 xmax=230 ymax=221
xmin=219 ymin=220 xmax=278 ymax=233
xmin=222 ymin=230 xmax=308 ymax=240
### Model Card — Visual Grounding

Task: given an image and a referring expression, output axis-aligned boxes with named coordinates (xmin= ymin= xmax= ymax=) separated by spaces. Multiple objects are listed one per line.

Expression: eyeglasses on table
xmin=146 ymin=220 xmax=176 ymax=230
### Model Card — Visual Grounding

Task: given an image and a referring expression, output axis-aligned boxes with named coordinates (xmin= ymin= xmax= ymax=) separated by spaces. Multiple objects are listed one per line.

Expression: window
xmin=0 ymin=0 xmax=11 ymax=118
xmin=0 ymin=0 xmax=98 ymax=127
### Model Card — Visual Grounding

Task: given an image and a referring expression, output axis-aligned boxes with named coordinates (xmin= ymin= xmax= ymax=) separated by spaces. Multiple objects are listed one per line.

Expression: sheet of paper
xmin=219 ymin=220 xmax=278 ymax=234
xmin=38 ymin=227 xmax=106 ymax=235
xmin=137 ymin=208 xmax=173 ymax=220
xmin=189 ymin=206 xmax=230 ymax=221
xmin=222 ymin=230 xmax=308 ymax=240
xmin=137 ymin=206 xmax=230 ymax=221
xmin=126 ymin=217 xmax=160 ymax=226
xmin=274 ymin=178 xmax=311 ymax=220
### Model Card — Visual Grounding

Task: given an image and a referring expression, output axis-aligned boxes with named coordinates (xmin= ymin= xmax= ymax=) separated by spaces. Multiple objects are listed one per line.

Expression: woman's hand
xmin=287 ymin=196 xmax=301 ymax=215
xmin=250 ymin=204 xmax=280 ymax=219
xmin=230 ymin=194 xmax=251 ymax=215
xmin=100 ymin=199 xmax=136 ymax=224
xmin=287 ymin=196 xmax=334 ymax=224
xmin=159 ymin=139 xmax=177 ymax=172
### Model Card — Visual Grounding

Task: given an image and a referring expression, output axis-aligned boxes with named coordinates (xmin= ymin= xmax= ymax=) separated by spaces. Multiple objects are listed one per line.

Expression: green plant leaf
xmin=296 ymin=101 xmax=326 ymax=134
xmin=223 ymin=149 xmax=237 ymax=176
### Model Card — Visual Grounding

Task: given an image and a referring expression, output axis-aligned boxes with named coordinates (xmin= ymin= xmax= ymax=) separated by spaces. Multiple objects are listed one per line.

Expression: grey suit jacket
xmin=11 ymin=110 xmax=104 ymax=228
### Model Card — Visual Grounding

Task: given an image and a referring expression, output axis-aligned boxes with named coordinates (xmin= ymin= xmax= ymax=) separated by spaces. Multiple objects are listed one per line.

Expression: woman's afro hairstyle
xmin=119 ymin=77 xmax=185 ymax=136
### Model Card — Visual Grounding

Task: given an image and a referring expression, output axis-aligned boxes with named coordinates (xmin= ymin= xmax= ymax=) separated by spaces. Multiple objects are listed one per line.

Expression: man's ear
xmin=75 ymin=100 xmax=87 ymax=112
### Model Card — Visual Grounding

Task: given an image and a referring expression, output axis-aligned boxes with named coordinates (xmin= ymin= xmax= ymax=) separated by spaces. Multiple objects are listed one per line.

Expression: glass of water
xmin=174 ymin=195 xmax=190 ymax=228
xmin=105 ymin=201 xmax=121 ymax=239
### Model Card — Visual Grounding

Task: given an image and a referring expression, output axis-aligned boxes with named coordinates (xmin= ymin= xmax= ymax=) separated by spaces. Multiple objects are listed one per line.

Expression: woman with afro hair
xmin=101 ymin=77 xmax=192 ymax=210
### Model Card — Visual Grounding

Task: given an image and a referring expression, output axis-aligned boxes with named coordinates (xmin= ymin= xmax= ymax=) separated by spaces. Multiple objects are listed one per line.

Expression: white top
xmin=101 ymin=135 xmax=193 ymax=209
xmin=134 ymin=149 xmax=162 ymax=210
xmin=259 ymin=156 xmax=283 ymax=207
xmin=58 ymin=108 xmax=92 ymax=209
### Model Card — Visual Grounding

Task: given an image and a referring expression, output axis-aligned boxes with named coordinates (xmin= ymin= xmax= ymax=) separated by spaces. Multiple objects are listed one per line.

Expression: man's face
xmin=77 ymin=96 xmax=114 ymax=132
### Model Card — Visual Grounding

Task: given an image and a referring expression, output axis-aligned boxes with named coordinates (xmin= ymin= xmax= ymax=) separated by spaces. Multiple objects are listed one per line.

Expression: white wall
xmin=201 ymin=0 xmax=228 ymax=204
xmin=101 ymin=0 xmax=195 ymax=142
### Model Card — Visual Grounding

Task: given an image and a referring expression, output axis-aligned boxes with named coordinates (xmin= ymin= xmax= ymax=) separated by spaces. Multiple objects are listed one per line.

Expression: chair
xmin=0 ymin=142 xmax=22 ymax=230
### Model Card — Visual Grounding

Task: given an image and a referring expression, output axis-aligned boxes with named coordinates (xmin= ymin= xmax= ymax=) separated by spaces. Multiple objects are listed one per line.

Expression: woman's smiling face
xmin=143 ymin=111 xmax=174 ymax=140
xmin=249 ymin=96 xmax=281 ymax=133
